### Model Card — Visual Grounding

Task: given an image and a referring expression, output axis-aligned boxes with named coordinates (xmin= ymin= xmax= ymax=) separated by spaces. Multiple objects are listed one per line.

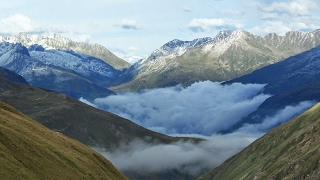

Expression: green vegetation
xmin=0 ymin=101 xmax=128 ymax=180
xmin=198 ymin=103 xmax=320 ymax=180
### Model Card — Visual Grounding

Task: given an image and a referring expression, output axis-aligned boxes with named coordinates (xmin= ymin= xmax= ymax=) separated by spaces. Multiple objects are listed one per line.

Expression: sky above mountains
xmin=1 ymin=0 xmax=320 ymax=63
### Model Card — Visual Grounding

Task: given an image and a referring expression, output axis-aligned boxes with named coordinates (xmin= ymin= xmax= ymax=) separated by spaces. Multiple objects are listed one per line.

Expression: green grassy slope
xmin=0 ymin=101 xmax=127 ymax=180
xmin=198 ymin=103 xmax=320 ymax=180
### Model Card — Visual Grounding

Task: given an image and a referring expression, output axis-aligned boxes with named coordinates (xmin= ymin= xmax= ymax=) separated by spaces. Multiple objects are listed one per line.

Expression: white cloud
xmin=92 ymin=81 xmax=270 ymax=135
xmin=111 ymin=46 xmax=145 ymax=64
xmin=0 ymin=14 xmax=91 ymax=43
xmin=251 ymin=21 xmax=292 ymax=35
xmin=237 ymin=101 xmax=316 ymax=133
xmin=0 ymin=14 xmax=70 ymax=35
xmin=252 ymin=0 xmax=320 ymax=35
xmin=0 ymin=14 xmax=44 ymax=35
xmin=258 ymin=0 xmax=318 ymax=17
xmin=188 ymin=18 xmax=243 ymax=32
xmin=94 ymin=132 xmax=257 ymax=176
xmin=79 ymin=97 xmax=97 ymax=108
xmin=120 ymin=19 xmax=140 ymax=30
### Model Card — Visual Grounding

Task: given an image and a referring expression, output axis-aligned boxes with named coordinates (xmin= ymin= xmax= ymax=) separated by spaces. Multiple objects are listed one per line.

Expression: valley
xmin=1 ymin=28 xmax=320 ymax=180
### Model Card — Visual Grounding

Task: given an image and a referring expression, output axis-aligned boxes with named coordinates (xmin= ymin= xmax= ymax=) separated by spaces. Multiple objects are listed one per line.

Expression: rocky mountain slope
xmin=198 ymin=102 xmax=320 ymax=180
xmin=112 ymin=29 xmax=320 ymax=92
xmin=0 ymin=101 xmax=127 ymax=180
xmin=0 ymin=42 xmax=116 ymax=100
xmin=223 ymin=44 xmax=320 ymax=132
xmin=0 ymin=33 xmax=130 ymax=70
xmin=227 ymin=44 xmax=320 ymax=95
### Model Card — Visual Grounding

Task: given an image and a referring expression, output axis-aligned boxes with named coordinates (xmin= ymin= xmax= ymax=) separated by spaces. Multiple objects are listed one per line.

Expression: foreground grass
xmin=0 ymin=101 xmax=127 ymax=180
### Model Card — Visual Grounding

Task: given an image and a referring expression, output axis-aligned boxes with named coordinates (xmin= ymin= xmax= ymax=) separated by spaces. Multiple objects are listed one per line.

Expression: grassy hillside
xmin=0 ymin=101 xmax=127 ymax=180
xmin=198 ymin=103 xmax=320 ymax=180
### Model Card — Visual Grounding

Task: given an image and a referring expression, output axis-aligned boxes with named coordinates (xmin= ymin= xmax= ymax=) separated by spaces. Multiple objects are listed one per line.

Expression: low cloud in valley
xmin=93 ymin=81 xmax=270 ymax=135
xmin=81 ymin=81 xmax=316 ymax=176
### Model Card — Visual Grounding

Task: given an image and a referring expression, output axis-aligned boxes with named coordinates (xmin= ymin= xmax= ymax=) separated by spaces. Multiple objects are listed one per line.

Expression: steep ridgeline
xmin=0 ymin=33 xmax=130 ymax=70
xmin=224 ymin=45 xmax=320 ymax=132
xmin=112 ymin=29 xmax=320 ymax=92
xmin=198 ymin=103 xmax=320 ymax=180
xmin=0 ymin=69 xmax=197 ymax=150
xmin=0 ymin=42 xmax=117 ymax=100
xmin=0 ymin=101 xmax=127 ymax=180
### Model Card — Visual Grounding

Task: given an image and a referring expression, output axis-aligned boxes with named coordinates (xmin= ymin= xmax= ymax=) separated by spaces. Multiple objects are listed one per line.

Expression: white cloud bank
xmin=93 ymin=81 xmax=271 ymax=135
xmin=94 ymin=132 xmax=258 ymax=175
xmin=92 ymin=101 xmax=315 ymax=176
xmin=82 ymin=81 xmax=316 ymax=176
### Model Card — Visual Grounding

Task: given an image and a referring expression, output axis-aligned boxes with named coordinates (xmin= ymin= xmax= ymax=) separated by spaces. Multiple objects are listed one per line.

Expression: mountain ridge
xmin=112 ymin=29 xmax=320 ymax=92
xmin=0 ymin=32 xmax=130 ymax=70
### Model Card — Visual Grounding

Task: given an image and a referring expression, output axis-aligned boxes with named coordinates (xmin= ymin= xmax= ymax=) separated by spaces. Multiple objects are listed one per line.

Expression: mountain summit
xmin=0 ymin=33 xmax=130 ymax=70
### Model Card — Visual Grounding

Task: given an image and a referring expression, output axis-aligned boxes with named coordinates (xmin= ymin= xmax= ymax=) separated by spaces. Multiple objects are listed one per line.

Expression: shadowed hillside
xmin=0 ymin=101 xmax=127 ymax=180
xmin=0 ymin=68 xmax=198 ymax=150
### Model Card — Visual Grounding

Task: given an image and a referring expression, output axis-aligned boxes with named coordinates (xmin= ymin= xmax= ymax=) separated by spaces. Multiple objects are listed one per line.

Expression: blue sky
xmin=1 ymin=0 xmax=320 ymax=63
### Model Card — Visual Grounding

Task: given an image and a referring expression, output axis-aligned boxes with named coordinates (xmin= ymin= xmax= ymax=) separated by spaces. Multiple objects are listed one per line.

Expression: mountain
xmin=227 ymin=44 xmax=320 ymax=95
xmin=0 ymin=68 xmax=202 ymax=179
xmin=0 ymin=42 xmax=117 ymax=100
xmin=0 ymin=66 xmax=28 ymax=84
xmin=0 ymin=101 xmax=127 ymax=180
xmin=112 ymin=29 xmax=320 ymax=92
xmin=197 ymin=103 xmax=320 ymax=180
xmin=223 ymin=45 xmax=320 ymax=132
xmin=0 ymin=32 xmax=131 ymax=70
xmin=0 ymin=68 xmax=197 ymax=150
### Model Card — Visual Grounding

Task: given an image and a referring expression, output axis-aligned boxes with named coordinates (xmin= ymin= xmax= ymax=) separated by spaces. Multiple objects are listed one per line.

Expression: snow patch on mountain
xmin=29 ymin=49 xmax=117 ymax=78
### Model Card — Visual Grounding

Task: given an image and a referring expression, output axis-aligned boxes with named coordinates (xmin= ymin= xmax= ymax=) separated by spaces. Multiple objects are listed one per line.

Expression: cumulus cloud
xmin=120 ymin=19 xmax=140 ymax=30
xmin=0 ymin=14 xmax=65 ymax=35
xmin=93 ymin=81 xmax=270 ymax=135
xmin=257 ymin=0 xmax=318 ymax=17
xmin=94 ymin=132 xmax=258 ymax=175
xmin=237 ymin=101 xmax=316 ymax=133
xmin=188 ymin=18 xmax=243 ymax=32
xmin=0 ymin=14 xmax=91 ymax=43
xmin=252 ymin=0 xmax=320 ymax=35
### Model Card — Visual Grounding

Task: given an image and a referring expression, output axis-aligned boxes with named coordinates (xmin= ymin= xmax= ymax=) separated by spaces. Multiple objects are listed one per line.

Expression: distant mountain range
xmin=198 ymin=102 xmax=320 ymax=180
xmin=112 ymin=29 xmax=320 ymax=91
xmin=0 ymin=33 xmax=130 ymax=70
